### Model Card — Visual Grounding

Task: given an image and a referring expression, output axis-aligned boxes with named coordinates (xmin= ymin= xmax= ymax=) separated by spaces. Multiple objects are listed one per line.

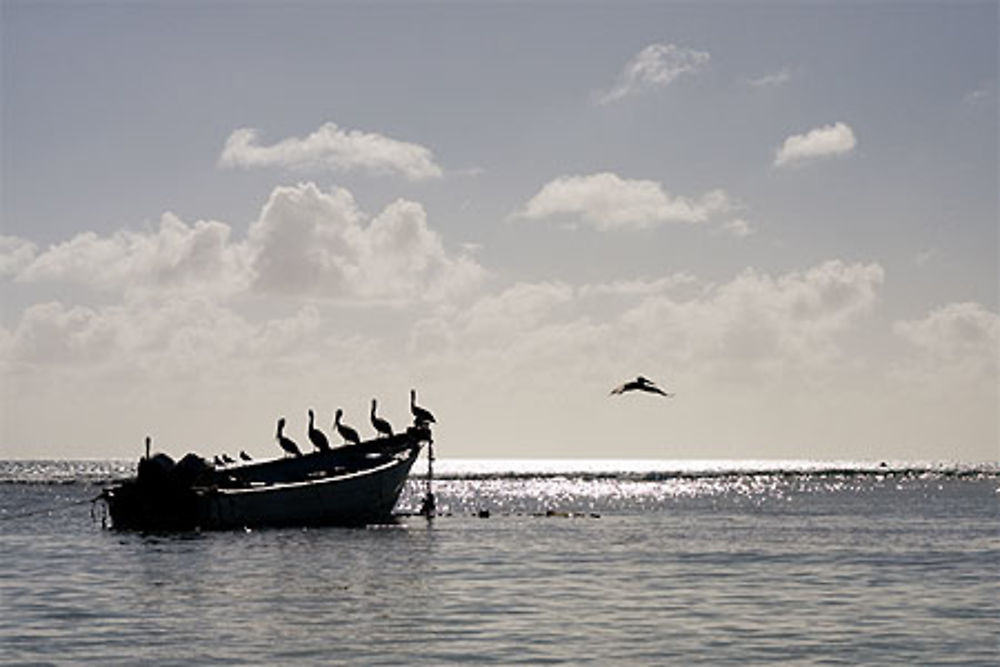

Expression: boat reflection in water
xmin=99 ymin=425 xmax=432 ymax=531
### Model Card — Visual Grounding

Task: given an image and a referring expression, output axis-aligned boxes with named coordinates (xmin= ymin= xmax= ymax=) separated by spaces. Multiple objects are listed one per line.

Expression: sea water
xmin=1 ymin=459 xmax=997 ymax=665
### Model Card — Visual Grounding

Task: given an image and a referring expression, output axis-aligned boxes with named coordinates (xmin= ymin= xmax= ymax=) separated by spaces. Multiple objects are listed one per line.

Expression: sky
xmin=1 ymin=1 xmax=997 ymax=462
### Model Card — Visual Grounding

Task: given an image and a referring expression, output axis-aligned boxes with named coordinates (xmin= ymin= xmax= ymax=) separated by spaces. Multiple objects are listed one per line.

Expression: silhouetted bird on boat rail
xmin=276 ymin=417 xmax=303 ymax=457
xmin=370 ymin=398 xmax=393 ymax=438
xmin=410 ymin=389 xmax=436 ymax=426
xmin=308 ymin=408 xmax=331 ymax=452
xmin=610 ymin=376 xmax=674 ymax=397
xmin=334 ymin=408 xmax=361 ymax=446
xmin=239 ymin=450 xmax=253 ymax=462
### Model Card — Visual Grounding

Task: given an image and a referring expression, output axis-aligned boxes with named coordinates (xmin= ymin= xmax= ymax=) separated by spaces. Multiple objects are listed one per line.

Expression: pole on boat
xmin=420 ymin=436 xmax=436 ymax=519
xmin=144 ymin=435 xmax=151 ymax=461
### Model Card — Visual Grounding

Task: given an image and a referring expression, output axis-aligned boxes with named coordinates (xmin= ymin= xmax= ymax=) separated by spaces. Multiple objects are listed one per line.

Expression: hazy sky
xmin=2 ymin=1 xmax=997 ymax=461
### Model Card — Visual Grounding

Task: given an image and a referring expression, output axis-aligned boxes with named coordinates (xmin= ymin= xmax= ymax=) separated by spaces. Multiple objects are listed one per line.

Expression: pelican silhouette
xmin=308 ymin=408 xmax=331 ymax=452
xmin=610 ymin=376 xmax=674 ymax=397
xmin=239 ymin=450 xmax=253 ymax=462
xmin=213 ymin=455 xmax=225 ymax=467
xmin=276 ymin=417 xmax=303 ymax=457
xmin=370 ymin=398 xmax=393 ymax=438
xmin=410 ymin=389 xmax=436 ymax=426
xmin=221 ymin=453 xmax=236 ymax=465
xmin=334 ymin=408 xmax=361 ymax=446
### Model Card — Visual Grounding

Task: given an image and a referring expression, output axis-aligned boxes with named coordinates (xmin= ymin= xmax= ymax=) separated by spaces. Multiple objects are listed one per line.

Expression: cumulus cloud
xmin=247 ymin=182 xmax=484 ymax=302
xmin=774 ymin=122 xmax=857 ymax=167
xmin=0 ymin=235 xmax=37 ymax=278
xmin=3 ymin=297 xmax=321 ymax=377
xmin=516 ymin=172 xmax=733 ymax=231
xmin=893 ymin=302 xmax=999 ymax=389
xmin=219 ymin=122 xmax=444 ymax=181
xmin=16 ymin=214 xmax=250 ymax=296
xmin=595 ymin=43 xmax=710 ymax=105
xmin=10 ymin=182 xmax=483 ymax=304
xmin=413 ymin=260 xmax=885 ymax=387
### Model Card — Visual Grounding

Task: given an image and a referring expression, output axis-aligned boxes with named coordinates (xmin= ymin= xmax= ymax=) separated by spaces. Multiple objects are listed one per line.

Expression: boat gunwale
xmin=210 ymin=448 xmax=419 ymax=496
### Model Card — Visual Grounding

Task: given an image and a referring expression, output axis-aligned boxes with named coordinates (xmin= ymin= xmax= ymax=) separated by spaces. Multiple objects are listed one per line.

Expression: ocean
xmin=1 ymin=459 xmax=997 ymax=665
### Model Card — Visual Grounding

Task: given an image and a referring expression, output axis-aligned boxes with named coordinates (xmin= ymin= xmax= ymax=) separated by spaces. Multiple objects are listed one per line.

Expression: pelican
xmin=221 ymin=453 xmax=236 ymax=465
xmin=239 ymin=450 xmax=253 ymax=462
xmin=213 ymin=455 xmax=225 ymax=467
xmin=609 ymin=376 xmax=674 ymax=397
xmin=276 ymin=417 xmax=303 ymax=457
xmin=308 ymin=408 xmax=331 ymax=452
xmin=370 ymin=398 xmax=393 ymax=438
xmin=410 ymin=389 xmax=436 ymax=426
xmin=334 ymin=408 xmax=361 ymax=446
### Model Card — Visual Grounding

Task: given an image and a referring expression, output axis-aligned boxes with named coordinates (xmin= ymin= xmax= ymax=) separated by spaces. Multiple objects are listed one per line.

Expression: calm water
xmin=1 ymin=459 xmax=997 ymax=665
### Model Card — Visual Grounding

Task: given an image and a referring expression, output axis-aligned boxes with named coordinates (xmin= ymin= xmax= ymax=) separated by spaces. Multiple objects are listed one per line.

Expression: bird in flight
xmin=610 ymin=376 xmax=674 ymax=397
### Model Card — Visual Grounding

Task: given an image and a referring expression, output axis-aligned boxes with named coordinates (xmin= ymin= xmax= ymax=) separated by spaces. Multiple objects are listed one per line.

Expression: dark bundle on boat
xmin=100 ymin=426 xmax=432 ymax=531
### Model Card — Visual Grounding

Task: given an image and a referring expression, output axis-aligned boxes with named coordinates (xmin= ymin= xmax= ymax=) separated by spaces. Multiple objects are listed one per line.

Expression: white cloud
xmin=17 ymin=215 xmax=250 ymax=296
xmin=595 ymin=43 xmax=710 ymax=105
xmin=745 ymin=67 xmax=792 ymax=88
xmin=774 ymin=122 xmax=857 ymax=167
xmin=10 ymin=183 xmax=483 ymax=304
xmin=720 ymin=218 xmax=756 ymax=238
xmin=517 ymin=172 xmax=733 ymax=231
xmin=0 ymin=235 xmax=37 ymax=278
xmin=219 ymin=122 xmax=444 ymax=181
xmin=247 ymin=182 xmax=485 ymax=302
xmin=414 ymin=260 xmax=885 ymax=387
xmin=3 ymin=296 xmax=322 ymax=378
xmin=893 ymin=302 xmax=999 ymax=388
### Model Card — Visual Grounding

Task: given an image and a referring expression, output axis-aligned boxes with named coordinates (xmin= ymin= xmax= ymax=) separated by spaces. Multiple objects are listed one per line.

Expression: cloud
xmin=413 ymin=260 xmax=885 ymax=387
xmin=219 ymin=122 xmax=444 ymax=181
xmin=10 ymin=183 xmax=483 ymax=304
xmin=247 ymin=182 xmax=484 ymax=302
xmin=893 ymin=302 xmax=999 ymax=389
xmin=3 ymin=297 xmax=321 ymax=377
xmin=595 ymin=43 xmax=710 ymax=105
xmin=745 ymin=67 xmax=792 ymax=88
xmin=774 ymin=122 xmax=857 ymax=167
xmin=719 ymin=218 xmax=756 ymax=239
xmin=516 ymin=172 xmax=733 ymax=231
xmin=0 ymin=236 xmax=37 ymax=278
xmin=16 ymin=214 xmax=250 ymax=296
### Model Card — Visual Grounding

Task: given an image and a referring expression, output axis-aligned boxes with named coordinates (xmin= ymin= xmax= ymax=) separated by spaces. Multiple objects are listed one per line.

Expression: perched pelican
xmin=276 ymin=417 xmax=303 ymax=457
xmin=410 ymin=389 xmax=436 ymax=426
xmin=308 ymin=408 xmax=331 ymax=452
xmin=334 ymin=408 xmax=361 ymax=446
xmin=213 ymin=455 xmax=225 ymax=467
xmin=239 ymin=450 xmax=253 ymax=462
xmin=610 ymin=376 xmax=674 ymax=397
xmin=370 ymin=398 xmax=393 ymax=438
xmin=221 ymin=453 xmax=236 ymax=465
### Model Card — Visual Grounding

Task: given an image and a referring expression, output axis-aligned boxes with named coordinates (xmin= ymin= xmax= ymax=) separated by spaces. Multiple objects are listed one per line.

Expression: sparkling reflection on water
xmin=1 ymin=462 xmax=997 ymax=664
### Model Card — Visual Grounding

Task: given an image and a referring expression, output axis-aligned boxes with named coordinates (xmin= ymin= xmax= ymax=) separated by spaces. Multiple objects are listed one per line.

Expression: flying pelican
xmin=239 ymin=450 xmax=253 ymax=462
xmin=410 ymin=389 xmax=436 ymax=426
xmin=609 ymin=376 xmax=674 ymax=397
xmin=334 ymin=408 xmax=361 ymax=446
xmin=308 ymin=408 xmax=331 ymax=452
xmin=276 ymin=417 xmax=303 ymax=457
xmin=370 ymin=398 xmax=393 ymax=438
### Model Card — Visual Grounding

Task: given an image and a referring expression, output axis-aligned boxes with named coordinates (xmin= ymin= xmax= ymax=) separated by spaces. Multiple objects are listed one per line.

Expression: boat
xmin=98 ymin=425 xmax=433 ymax=530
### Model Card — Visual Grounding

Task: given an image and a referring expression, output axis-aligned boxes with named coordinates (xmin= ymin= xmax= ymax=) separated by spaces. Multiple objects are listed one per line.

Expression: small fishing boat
xmin=99 ymin=425 xmax=433 ymax=530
